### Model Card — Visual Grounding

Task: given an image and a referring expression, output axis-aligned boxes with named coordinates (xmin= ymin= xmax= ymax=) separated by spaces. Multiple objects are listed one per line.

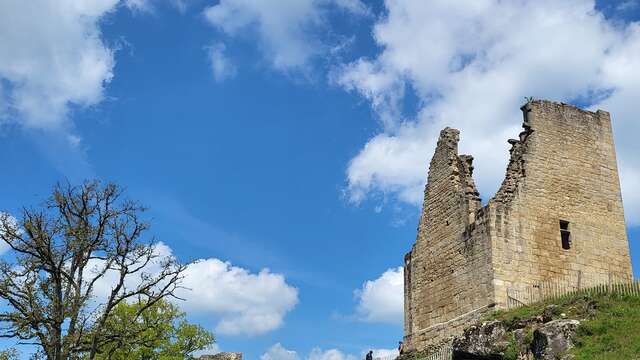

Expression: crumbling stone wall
xmin=404 ymin=128 xmax=494 ymax=351
xmin=404 ymin=100 xmax=633 ymax=353
xmin=489 ymin=100 xmax=632 ymax=307
xmin=200 ymin=352 xmax=242 ymax=360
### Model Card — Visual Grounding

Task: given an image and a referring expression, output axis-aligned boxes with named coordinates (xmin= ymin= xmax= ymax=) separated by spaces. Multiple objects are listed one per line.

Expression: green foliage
xmin=0 ymin=349 xmax=18 ymax=360
xmin=87 ymin=299 xmax=214 ymax=360
xmin=485 ymin=292 xmax=640 ymax=360
xmin=571 ymin=294 xmax=640 ymax=360
xmin=0 ymin=181 xmax=187 ymax=359
xmin=503 ymin=335 xmax=519 ymax=360
xmin=485 ymin=292 xmax=598 ymax=327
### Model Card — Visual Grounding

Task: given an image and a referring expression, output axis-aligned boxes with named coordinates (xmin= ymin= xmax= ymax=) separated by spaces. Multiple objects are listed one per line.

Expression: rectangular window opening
xmin=560 ymin=220 xmax=571 ymax=250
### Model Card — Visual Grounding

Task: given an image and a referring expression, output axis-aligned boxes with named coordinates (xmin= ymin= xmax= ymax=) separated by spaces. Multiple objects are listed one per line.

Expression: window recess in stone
xmin=560 ymin=220 xmax=571 ymax=250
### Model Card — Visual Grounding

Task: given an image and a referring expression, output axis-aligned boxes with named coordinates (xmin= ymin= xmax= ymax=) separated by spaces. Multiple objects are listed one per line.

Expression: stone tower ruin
xmin=403 ymin=100 xmax=632 ymax=353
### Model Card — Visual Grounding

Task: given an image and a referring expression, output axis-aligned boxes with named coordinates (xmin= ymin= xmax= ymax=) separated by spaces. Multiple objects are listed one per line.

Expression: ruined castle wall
xmin=404 ymin=129 xmax=494 ymax=352
xmin=489 ymin=100 xmax=632 ymax=307
xmin=404 ymin=100 xmax=633 ymax=354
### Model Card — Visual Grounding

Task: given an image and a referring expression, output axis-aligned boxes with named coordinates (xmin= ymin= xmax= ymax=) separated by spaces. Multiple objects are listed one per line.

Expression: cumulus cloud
xmin=203 ymin=0 xmax=369 ymax=72
xmin=179 ymin=256 xmax=299 ymax=336
xmin=261 ymin=343 xmax=300 ymax=360
xmin=332 ymin=0 xmax=371 ymax=16
xmin=371 ymin=349 xmax=400 ymax=360
xmin=91 ymin=242 xmax=298 ymax=336
xmin=207 ymin=43 xmax=237 ymax=82
xmin=336 ymin=0 xmax=640 ymax=225
xmin=261 ymin=344 xmax=357 ymax=360
xmin=371 ymin=349 xmax=398 ymax=359
xmin=88 ymin=242 xmax=176 ymax=305
xmin=124 ymin=0 xmax=193 ymax=14
xmin=193 ymin=343 xmax=221 ymax=358
xmin=308 ymin=348 xmax=357 ymax=360
xmin=0 ymin=0 xmax=118 ymax=130
xmin=355 ymin=267 xmax=403 ymax=324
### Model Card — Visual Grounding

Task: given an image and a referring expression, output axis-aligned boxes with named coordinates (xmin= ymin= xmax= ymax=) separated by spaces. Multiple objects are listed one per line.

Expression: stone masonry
xmin=403 ymin=100 xmax=633 ymax=353
xmin=199 ymin=352 xmax=243 ymax=360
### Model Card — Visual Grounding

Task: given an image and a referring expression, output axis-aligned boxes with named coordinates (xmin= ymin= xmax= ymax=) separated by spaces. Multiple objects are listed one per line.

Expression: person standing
xmin=398 ymin=341 xmax=404 ymax=355
xmin=365 ymin=350 xmax=373 ymax=360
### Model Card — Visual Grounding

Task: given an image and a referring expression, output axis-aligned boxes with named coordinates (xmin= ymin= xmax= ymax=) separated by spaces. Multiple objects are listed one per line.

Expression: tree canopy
xmin=86 ymin=299 xmax=214 ymax=360
xmin=0 ymin=181 xmax=191 ymax=360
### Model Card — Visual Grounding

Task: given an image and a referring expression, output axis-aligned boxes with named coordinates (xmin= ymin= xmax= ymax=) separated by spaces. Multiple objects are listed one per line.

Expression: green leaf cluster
xmin=0 ymin=349 xmax=18 ymax=360
xmin=87 ymin=299 xmax=214 ymax=360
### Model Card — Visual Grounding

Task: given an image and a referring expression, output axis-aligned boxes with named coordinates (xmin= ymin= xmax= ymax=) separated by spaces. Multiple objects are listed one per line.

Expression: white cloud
xmin=333 ymin=59 xmax=405 ymax=130
xmin=332 ymin=0 xmax=370 ymax=16
xmin=124 ymin=0 xmax=193 ymax=14
xmin=371 ymin=349 xmax=398 ymax=359
xmin=203 ymin=0 xmax=369 ymax=72
xmin=179 ymin=257 xmax=299 ymax=336
xmin=0 ymin=0 xmax=118 ymax=130
xmin=261 ymin=344 xmax=357 ymax=360
xmin=90 ymin=242 xmax=298 ymax=336
xmin=260 ymin=344 xmax=400 ymax=360
xmin=336 ymin=0 xmax=640 ymax=225
xmin=261 ymin=343 xmax=300 ymax=360
xmin=88 ymin=242 xmax=175 ymax=305
xmin=308 ymin=348 xmax=357 ymax=360
xmin=207 ymin=43 xmax=237 ymax=82
xmin=193 ymin=343 xmax=221 ymax=358
xmin=355 ymin=267 xmax=403 ymax=324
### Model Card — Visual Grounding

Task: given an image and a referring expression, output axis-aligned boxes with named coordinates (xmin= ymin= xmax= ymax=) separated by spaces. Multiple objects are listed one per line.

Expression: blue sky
xmin=0 ymin=1 xmax=639 ymax=359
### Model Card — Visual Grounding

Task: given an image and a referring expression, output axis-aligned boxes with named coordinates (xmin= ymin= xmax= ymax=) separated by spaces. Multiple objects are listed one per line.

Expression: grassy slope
xmin=572 ymin=294 xmax=640 ymax=359
xmin=486 ymin=293 xmax=640 ymax=359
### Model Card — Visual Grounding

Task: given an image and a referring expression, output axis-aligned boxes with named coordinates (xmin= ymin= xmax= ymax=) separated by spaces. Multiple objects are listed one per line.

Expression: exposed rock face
xmin=452 ymin=321 xmax=510 ymax=359
xmin=531 ymin=320 xmax=580 ymax=360
xmin=541 ymin=305 xmax=559 ymax=323
xmin=450 ymin=317 xmax=580 ymax=360
xmin=200 ymin=352 xmax=243 ymax=360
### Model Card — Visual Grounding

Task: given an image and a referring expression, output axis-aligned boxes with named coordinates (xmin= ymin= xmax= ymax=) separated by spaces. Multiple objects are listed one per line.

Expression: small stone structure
xmin=200 ymin=352 xmax=242 ymax=360
xmin=403 ymin=100 xmax=633 ymax=353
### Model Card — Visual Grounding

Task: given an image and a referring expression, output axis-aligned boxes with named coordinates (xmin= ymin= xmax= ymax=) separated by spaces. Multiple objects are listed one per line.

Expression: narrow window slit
xmin=560 ymin=220 xmax=571 ymax=250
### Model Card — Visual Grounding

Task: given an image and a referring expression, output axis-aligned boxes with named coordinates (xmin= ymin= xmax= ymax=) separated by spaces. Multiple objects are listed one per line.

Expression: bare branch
xmin=0 ymin=181 xmax=187 ymax=360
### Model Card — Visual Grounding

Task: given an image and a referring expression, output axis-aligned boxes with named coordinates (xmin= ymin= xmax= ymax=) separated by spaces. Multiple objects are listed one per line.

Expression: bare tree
xmin=0 ymin=181 xmax=187 ymax=360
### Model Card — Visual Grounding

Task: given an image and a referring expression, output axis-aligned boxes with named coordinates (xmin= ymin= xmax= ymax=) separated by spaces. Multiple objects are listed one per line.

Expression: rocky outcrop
xmin=451 ymin=309 xmax=580 ymax=360
xmin=453 ymin=321 xmax=510 ymax=359
xmin=531 ymin=320 xmax=580 ymax=360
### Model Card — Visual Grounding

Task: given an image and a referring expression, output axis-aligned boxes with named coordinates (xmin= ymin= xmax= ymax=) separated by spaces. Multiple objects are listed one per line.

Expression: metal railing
xmin=419 ymin=345 xmax=452 ymax=360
